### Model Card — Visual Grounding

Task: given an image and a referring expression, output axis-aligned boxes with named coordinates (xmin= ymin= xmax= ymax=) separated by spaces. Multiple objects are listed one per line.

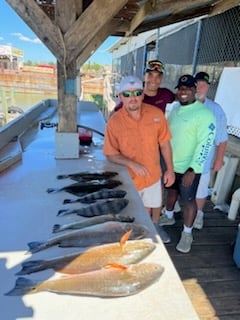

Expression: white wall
xmin=215 ymin=67 xmax=240 ymax=134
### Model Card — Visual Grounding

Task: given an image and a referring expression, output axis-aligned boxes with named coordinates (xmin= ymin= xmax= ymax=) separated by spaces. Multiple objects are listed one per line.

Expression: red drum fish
xmin=6 ymin=263 xmax=164 ymax=297
xmin=16 ymin=239 xmax=156 ymax=275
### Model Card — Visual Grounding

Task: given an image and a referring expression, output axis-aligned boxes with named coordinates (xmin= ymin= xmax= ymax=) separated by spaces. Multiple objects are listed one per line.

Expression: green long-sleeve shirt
xmin=168 ymin=100 xmax=216 ymax=174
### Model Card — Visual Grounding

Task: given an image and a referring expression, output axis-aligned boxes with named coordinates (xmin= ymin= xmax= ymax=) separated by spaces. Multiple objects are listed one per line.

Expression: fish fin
xmin=5 ymin=277 xmax=38 ymax=296
xmin=16 ymin=260 xmax=46 ymax=275
xmin=104 ymin=263 xmax=128 ymax=270
xmin=79 ymin=199 xmax=96 ymax=204
xmin=120 ymin=229 xmax=132 ymax=249
xmin=27 ymin=241 xmax=45 ymax=253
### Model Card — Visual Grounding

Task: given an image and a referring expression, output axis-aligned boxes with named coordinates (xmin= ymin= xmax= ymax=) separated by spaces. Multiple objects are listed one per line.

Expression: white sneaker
xmin=174 ymin=200 xmax=181 ymax=213
xmin=176 ymin=231 xmax=193 ymax=253
xmin=193 ymin=210 xmax=204 ymax=230
xmin=158 ymin=213 xmax=176 ymax=226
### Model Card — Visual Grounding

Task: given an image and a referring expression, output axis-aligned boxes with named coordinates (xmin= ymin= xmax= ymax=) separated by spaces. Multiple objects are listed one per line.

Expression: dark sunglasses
xmin=146 ymin=61 xmax=164 ymax=73
xmin=121 ymin=89 xmax=143 ymax=98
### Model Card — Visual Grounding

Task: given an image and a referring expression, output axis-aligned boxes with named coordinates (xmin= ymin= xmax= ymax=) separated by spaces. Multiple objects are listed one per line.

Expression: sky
xmin=0 ymin=1 xmax=120 ymax=65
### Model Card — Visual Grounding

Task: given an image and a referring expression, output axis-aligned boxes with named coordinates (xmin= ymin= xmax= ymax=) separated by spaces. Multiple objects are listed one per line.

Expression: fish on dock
xmin=63 ymin=189 xmax=127 ymax=204
xmin=16 ymin=239 xmax=156 ymax=275
xmin=56 ymin=171 xmax=118 ymax=181
xmin=46 ymin=179 xmax=122 ymax=196
xmin=6 ymin=263 xmax=164 ymax=297
xmin=27 ymin=222 xmax=149 ymax=253
xmin=57 ymin=198 xmax=129 ymax=217
xmin=52 ymin=214 xmax=134 ymax=233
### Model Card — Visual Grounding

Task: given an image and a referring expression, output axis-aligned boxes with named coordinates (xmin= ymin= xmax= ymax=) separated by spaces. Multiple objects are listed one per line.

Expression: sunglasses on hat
xmin=121 ymin=89 xmax=143 ymax=98
xmin=145 ymin=61 xmax=164 ymax=73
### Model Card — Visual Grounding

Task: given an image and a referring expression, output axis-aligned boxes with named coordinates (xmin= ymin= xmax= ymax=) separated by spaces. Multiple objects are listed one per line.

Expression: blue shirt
xmin=202 ymin=98 xmax=228 ymax=173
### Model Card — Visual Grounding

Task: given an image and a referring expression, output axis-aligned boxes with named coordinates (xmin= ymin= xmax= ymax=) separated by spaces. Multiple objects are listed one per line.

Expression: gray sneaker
xmin=176 ymin=231 xmax=193 ymax=253
xmin=193 ymin=210 xmax=204 ymax=230
xmin=159 ymin=213 xmax=176 ymax=226
xmin=154 ymin=224 xmax=171 ymax=244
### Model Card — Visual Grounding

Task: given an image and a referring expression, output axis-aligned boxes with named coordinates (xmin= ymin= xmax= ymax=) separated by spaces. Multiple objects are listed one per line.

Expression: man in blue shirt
xmin=193 ymin=72 xmax=228 ymax=229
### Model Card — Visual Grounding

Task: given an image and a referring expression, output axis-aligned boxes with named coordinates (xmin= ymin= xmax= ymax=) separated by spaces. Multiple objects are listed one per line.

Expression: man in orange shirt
xmin=103 ymin=75 xmax=175 ymax=243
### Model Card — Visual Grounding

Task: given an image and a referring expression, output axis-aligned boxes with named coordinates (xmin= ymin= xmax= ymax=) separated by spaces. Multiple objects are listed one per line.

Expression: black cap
xmin=194 ymin=72 xmax=210 ymax=84
xmin=175 ymin=74 xmax=196 ymax=89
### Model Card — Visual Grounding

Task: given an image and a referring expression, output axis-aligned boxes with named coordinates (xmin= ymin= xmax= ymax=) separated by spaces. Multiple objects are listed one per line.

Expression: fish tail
xmin=5 ymin=277 xmax=39 ymax=296
xmin=27 ymin=241 xmax=45 ymax=253
xmin=52 ymin=224 xmax=62 ymax=233
xmin=46 ymin=188 xmax=57 ymax=193
xmin=16 ymin=260 xmax=46 ymax=275
xmin=56 ymin=174 xmax=68 ymax=179
xmin=63 ymin=199 xmax=75 ymax=204
xmin=57 ymin=209 xmax=70 ymax=216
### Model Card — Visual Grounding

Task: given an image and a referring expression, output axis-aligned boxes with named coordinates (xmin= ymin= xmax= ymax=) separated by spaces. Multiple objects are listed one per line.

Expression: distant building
xmin=0 ymin=45 xmax=24 ymax=70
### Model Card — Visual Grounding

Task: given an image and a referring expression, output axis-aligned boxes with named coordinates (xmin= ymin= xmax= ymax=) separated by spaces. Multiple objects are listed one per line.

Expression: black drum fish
xmin=57 ymin=198 xmax=129 ymax=217
xmin=56 ymin=171 xmax=118 ymax=182
xmin=52 ymin=214 xmax=134 ymax=233
xmin=47 ymin=179 xmax=122 ymax=196
xmin=63 ymin=189 xmax=127 ymax=204
xmin=27 ymin=222 xmax=149 ymax=253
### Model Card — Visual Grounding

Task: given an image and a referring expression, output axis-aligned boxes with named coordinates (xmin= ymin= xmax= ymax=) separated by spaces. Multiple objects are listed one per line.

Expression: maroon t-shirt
xmin=114 ymin=88 xmax=175 ymax=113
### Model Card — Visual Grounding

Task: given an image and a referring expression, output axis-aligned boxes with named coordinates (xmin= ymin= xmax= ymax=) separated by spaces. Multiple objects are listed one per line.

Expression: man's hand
xmin=163 ymin=170 xmax=175 ymax=187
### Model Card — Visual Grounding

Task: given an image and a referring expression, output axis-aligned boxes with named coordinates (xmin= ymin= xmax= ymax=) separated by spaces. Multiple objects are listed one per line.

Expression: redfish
xmin=6 ymin=263 xmax=164 ymax=297
xmin=16 ymin=239 xmax=156 ymax=275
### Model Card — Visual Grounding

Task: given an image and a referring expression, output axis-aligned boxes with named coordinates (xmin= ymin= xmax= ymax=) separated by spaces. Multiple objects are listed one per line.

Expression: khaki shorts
xmin=196 ymin=172 xmax=211 ymax=199
xmin=138 ymin=179 xmax=162 ymax=208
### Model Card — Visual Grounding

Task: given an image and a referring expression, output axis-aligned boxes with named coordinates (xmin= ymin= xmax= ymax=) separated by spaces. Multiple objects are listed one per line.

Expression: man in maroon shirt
xmin=113 ymin=60 xmax=175 ymax=113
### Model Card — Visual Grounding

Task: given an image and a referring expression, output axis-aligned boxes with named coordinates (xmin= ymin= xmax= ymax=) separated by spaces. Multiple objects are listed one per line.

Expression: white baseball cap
xmin=119 ymin=75 xmax=143 ymax=93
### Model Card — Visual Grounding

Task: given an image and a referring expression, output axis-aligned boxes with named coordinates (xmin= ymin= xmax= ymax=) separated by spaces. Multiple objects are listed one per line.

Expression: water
xmin=14 ymin=92 xmax=57 ymax=111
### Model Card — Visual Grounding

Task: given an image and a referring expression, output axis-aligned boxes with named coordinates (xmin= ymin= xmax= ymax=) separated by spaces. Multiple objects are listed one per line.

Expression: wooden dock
xmin=163 ymin=200 xmax=240 ymax=320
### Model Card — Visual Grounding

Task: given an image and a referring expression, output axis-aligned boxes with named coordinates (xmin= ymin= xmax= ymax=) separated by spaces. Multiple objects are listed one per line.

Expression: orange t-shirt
xmin=103 ymin=103 xmax=172 ymax=190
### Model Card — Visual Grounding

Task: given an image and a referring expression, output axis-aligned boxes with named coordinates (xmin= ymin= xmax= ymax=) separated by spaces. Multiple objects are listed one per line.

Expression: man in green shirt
xmin=159 ymin=74 xmax=216 ymax=253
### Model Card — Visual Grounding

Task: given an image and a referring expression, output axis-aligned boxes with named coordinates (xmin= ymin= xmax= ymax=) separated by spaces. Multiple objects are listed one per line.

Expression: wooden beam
xmin=126 ymin=1 xmax=153 ymax=36
xmin=64 ymin=0 xmax=128 ymax=65
xmin=209 ymin=0 xmax=240 ymax=16
xmin=126 ymin=0 xmax=211 ymax=35
xmin=77 ymin=21 xmax=122 ymax=66
xmin=75 ymin=0 xmax=83 ymax=17
xmin=6 ymin=0 xmax=64 ymax=63
xmin=55 ymin=0 xmax=76 ymax=34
